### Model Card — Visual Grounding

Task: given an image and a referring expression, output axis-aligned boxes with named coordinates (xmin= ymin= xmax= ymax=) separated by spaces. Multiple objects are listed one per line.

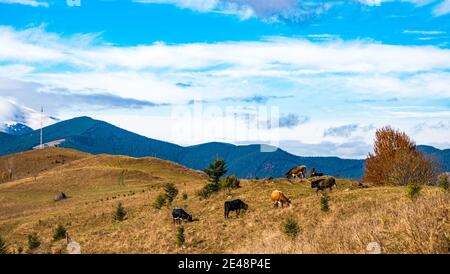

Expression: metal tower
xmin=40 ymin=106 xmax=43 ymax=149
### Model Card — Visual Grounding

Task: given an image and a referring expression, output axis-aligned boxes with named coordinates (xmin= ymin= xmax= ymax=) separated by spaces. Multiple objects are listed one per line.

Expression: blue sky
xmin=0 ymin=0 xmax=449 ymax=158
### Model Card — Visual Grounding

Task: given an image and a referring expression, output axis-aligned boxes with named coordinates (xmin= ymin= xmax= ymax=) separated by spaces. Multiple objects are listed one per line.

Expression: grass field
xmin=0 ymin=148 xmax=448 ymax=254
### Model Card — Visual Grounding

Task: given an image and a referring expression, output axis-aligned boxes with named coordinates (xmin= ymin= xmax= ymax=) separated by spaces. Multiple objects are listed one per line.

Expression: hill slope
xmin=0 ymin=117 xmax=364 ymax=179
xmin=0 ymin=148 xmax=447 ymax=254
xmin=0 ymin=148 xmax=89 ymax=183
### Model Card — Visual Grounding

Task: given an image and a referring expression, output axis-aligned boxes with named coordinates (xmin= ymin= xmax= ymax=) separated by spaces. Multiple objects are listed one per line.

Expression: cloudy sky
xmin=0 ymin=0 xmax=449 ymax=158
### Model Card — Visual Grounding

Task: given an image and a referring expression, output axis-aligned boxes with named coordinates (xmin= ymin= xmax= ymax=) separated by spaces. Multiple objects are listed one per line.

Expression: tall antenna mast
xmin=40 ymin=106 xmax=43 ymax=149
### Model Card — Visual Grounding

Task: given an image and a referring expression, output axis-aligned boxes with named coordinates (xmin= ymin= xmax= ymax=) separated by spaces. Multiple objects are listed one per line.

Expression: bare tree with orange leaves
xmin=363 ymin=126 xmax=436 ymax=185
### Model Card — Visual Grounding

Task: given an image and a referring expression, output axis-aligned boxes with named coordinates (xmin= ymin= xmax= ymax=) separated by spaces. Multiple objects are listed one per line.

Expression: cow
xmin=54 ymin=192 xmax=67 ymax=202
xmin=172 ymin=208 xmax=193 ymax=225
xmin=311 ymin=176 xmax=337 ymax=194
xmin=224 ymin=199 xmax=248 ymax=219
xmin=286 ymin=165 xmax=307 ymax=179
xmin=308 ymin=167 xmax=324 ymax=178
xmin=271 ymin=190 xmax=291 ymax=208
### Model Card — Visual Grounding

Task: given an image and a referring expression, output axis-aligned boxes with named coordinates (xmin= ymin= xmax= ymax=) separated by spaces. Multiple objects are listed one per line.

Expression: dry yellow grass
xmin=0 ymin=148 xmax=448 ymax=254
xmin=0 ymin=148 xmax=89 ymax=183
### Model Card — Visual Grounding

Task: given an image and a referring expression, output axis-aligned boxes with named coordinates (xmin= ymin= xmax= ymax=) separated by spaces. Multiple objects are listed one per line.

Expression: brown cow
xmin=311 ymin=176 xmax=337 ymax=194
xmin=271 ymin=190 xmax=291 ymax=208
xmin=286 ymin=165 xmax=307 ymax=179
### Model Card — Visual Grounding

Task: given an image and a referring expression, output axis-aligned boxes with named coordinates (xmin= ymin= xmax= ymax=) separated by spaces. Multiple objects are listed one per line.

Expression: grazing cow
xmin=286 ymin=165 xmax=307 ymax=179
xmin=271 ymin=190 xmax=291 ymax=208
xmin=172 ymin=208 xmax=193 ymax=224
xmin=311 ymin=177 xmax=337 ymax=194
xmin=224 ymin=199 xmax=248 ymax=219
xmin=54 ymin=192 xmax=67 ymax=202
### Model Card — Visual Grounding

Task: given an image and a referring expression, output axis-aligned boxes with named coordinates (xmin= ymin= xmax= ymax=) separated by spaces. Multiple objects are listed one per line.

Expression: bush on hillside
xmin=176 ymin=225 xmax=186 ymax=247
xmin=406 ymin=181 xmax=422 ymax=200
xmin=153 ymin=193 xmax=167 ymax=209
xmin=27 ymin=233 xmax=41 ymax=251
xmin=220 ymin=176 xmax=241 ymax=189
xmin=283 ymin=217 xmax=300 ymax=240
xmin=197 ymin=183 xmax=220 ymax=199
xmin=114 ymin=202 xmax=127 ymax=221
xmin=52 ymin=225 xmax=67 ymax=241
xmin=164 ymin=183 xmax=178 ymax=204
xmin=438 ymin=173 xmax=449 ymax=191
xmin=0 ymin=236 xmax=8 ymax=254
xmin=320 ymin=192 xmax=330 ymax=212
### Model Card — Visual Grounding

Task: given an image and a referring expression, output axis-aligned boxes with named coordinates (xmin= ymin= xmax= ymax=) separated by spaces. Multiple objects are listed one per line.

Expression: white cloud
xmin=134 ymin=0 xmax=253 ymax=19
xmin=135 ymin=0 xmax=450 ymax=19
xmin=387 ymin=110 xmax=450 ymax=118
xmin=0 ymin=64 xmax=35 ymax=78
xmin=134 ymin=0 xmax=219 ymax=12
xmin=135 ymin=0 xmax=333 ymax=21
xmin=403 ymin=30 xmax=446 ymax=35
xmin=358 ymin=0 xmax=382 ymax=5
xmin=0 ymin=0 xmax=48 ymax=7
xmin=0 ymin=26 xmax=67 ymax=63
xmin=433 ymin=0 xmax=450 ymax=16
xmin=0 ymin=26 xmax=449 ymax=156
xmin=0 ymin=97 xmax=55 ymax=129
xmin=1 ymin=26 xmax=450 ymax=75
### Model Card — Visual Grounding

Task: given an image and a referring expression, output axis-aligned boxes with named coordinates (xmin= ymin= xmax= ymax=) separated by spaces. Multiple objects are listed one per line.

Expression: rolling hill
xmin=0 ymin=148 xmax=447 ymax=254
xmin=0 ymin=117 xmax=365 ymax=179
xmin=0 ymin=148 xmax=90 ymax=183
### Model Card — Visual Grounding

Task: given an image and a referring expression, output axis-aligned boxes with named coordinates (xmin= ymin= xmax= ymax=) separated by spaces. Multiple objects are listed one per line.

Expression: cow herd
xmin=171 ymin=165 xmax=336 ymax=225
xmin=286 ymin=165 xmax=326 ymax=179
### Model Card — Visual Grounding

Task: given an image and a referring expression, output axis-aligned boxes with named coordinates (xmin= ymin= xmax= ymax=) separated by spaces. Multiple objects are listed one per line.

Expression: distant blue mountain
xmin=0 ymin=132 xmax=14 ymax=143
xmin=417 ymin=145 xmax=450 ymax=172
xmin=0 ymin=117 xmax=447 ymax=178
xmin=178 ymin=142 xmax=364 ymax=179
xmin=3 ymin=123 xmax=33 ymax=136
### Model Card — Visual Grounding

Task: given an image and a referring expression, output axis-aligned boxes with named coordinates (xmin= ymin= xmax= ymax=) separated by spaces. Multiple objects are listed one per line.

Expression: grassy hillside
xmin=0 ymin=148 xmax=448 ymax=254
xmin=0 ymin=148 xmax=89 ymax=183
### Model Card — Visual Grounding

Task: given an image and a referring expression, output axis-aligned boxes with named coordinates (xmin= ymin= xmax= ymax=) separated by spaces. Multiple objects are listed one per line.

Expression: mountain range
xmin=1 ymin=123 xmax=34 ymax=136
xmin=417 ymin=145 xmax=450 ymax=172
xmin=0 ymin=116 xmax=448 ymax=179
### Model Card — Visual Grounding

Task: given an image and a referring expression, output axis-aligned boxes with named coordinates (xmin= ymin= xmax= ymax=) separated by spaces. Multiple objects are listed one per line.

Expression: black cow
xmin=54 ymin=192 xmax=67 ymax=202
xmin=311 ymin=177 xmax=336 ymax=194
xmin=172 ymin=208 xmax=193 ymax=224
xmin=224 ymin=199 xmax=248 ymax=219
xmin=308 ymin=167 xmax=324 ymax=178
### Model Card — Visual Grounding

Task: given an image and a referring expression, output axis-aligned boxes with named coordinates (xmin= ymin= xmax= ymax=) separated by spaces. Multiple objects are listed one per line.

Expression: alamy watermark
xmin=170 ymin=100 xmax=281 ymax=153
